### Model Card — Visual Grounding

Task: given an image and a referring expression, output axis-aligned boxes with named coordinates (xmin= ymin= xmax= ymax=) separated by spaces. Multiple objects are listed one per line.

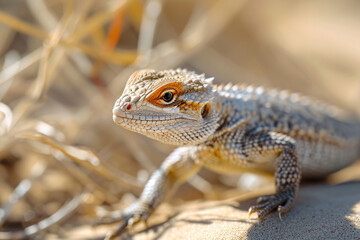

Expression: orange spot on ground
xmin=89 ymin=8 xmax=125 ymax=96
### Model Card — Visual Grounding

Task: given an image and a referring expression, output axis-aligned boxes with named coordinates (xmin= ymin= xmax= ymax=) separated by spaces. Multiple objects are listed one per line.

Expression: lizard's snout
xmin=113 ymin=97 xmax=136 ymax=114
xmin=112 ymin=97 xmax=137 ymax=124
xmin=112 ymin=104 xmax=124 ymax=124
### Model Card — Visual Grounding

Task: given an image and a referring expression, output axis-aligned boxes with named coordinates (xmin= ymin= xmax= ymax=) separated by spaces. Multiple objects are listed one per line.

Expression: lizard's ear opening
xmin=201 ymin=103 xmax=210 ymax=118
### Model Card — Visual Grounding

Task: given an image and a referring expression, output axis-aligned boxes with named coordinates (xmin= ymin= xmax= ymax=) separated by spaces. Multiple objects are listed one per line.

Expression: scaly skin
xmin=110 ymin=69 xmax=360 ymax=238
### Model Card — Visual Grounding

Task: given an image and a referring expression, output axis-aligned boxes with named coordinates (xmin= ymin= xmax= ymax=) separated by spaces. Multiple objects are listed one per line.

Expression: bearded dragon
xmin=110 ymin=68 xmax=360 ymax=239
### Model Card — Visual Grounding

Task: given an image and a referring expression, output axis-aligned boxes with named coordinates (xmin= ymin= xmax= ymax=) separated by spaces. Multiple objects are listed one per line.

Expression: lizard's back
xmin=215 ymin=84 xmax=360 ymax=178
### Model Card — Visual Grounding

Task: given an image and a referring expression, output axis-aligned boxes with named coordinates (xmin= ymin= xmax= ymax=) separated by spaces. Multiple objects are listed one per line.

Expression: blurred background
xmin=0 ymin=0 xmax=360 ymax=239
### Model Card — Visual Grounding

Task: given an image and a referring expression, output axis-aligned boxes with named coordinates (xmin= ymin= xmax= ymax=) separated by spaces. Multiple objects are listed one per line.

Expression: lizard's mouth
xmin=113 ymin=107 xmax=175 ymax=123
xmin=112 ymin=106 xmax=197 ymax=125
xmin=113 ymin=113 xmax=176 ymax=123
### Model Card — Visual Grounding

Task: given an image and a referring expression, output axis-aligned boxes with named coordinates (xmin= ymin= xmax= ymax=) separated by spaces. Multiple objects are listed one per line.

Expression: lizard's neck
xmin=209 ymin=88 xmax=250 ymax=139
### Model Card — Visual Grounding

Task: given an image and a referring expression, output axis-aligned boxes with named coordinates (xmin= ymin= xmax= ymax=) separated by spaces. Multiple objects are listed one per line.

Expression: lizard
xmin=110 ymin=68 xmax=360 ymax=239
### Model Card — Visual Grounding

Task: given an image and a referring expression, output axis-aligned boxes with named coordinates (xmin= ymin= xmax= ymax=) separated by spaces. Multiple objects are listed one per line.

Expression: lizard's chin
xmin=112 ymin=104 xmax=219 ymax=145
xmin=112 ymin=113 xmax=216 ymax=145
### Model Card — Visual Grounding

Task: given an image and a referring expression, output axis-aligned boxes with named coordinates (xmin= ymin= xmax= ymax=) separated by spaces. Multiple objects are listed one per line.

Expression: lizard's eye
xmin=162 ymin=91 xmax=174 ymax=102
xmin=159 ymin=89 xmax=177 ymax=104
xmin=146 ymin=83 xmax=182 ymax=107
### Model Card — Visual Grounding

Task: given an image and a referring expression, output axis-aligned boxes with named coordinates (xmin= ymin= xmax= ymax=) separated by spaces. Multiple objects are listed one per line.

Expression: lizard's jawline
xmin=113 ymin=114 xmax=197 ymax=123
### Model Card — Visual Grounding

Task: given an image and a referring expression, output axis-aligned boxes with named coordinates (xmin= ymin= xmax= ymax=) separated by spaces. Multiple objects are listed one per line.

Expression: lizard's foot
xmin=105 ymin=201 xmax=151 ymax=240
xmin=248 ymin=189 xmax=296 ymax=220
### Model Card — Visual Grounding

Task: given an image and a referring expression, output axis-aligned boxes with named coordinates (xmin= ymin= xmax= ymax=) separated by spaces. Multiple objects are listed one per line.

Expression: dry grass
xmin=0 ymin=0 xmax=359 ymax=239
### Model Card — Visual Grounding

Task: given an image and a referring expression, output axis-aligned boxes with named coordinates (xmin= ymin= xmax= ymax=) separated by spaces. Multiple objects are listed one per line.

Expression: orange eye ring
xmin=146 ymin=82 xmax=183 ymax=108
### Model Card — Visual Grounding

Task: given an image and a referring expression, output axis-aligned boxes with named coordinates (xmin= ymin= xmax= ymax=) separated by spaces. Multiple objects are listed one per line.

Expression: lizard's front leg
xmin=243 ymin=131 xmax=301 ymax=219
xmin=107 ymin=146 xmax=202 ymax=239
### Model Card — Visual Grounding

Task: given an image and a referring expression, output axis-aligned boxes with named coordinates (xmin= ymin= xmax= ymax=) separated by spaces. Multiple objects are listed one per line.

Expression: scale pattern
xmin=109 ymin=68 xmax=360 ymax=239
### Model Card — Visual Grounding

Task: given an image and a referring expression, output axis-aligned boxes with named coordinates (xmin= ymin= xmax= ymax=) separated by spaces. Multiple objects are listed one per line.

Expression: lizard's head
xmin=112 ymin=69 xmax=221 ymax=145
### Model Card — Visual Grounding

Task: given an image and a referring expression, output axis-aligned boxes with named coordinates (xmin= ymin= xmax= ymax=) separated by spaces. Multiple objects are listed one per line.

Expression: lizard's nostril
xmin=122 ymin=102 xmax=134 ymax=111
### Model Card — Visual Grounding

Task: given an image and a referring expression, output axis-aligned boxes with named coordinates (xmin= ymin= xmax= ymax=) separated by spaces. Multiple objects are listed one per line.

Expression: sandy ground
xmin=52 ymin=162 xmax=360 ymax=240
xmin=118 ymin=182 xmax=360 ymax=240
xmin=58 ymin=181 xmax=360 ymax=240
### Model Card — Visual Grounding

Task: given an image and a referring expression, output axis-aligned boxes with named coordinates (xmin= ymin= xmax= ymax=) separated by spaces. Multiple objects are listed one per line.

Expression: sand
xmin=120 ymin=182 xmax=360 ymax=240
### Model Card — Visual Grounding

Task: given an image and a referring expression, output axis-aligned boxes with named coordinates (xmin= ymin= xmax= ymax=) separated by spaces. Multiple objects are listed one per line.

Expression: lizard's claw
xmin=248 ymin=189 xmax=296 ymax=220
xmin=105 ymin=218 xmax=130 ymax=240
xmin=105 ymin=201 xmax=151 ymax=240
